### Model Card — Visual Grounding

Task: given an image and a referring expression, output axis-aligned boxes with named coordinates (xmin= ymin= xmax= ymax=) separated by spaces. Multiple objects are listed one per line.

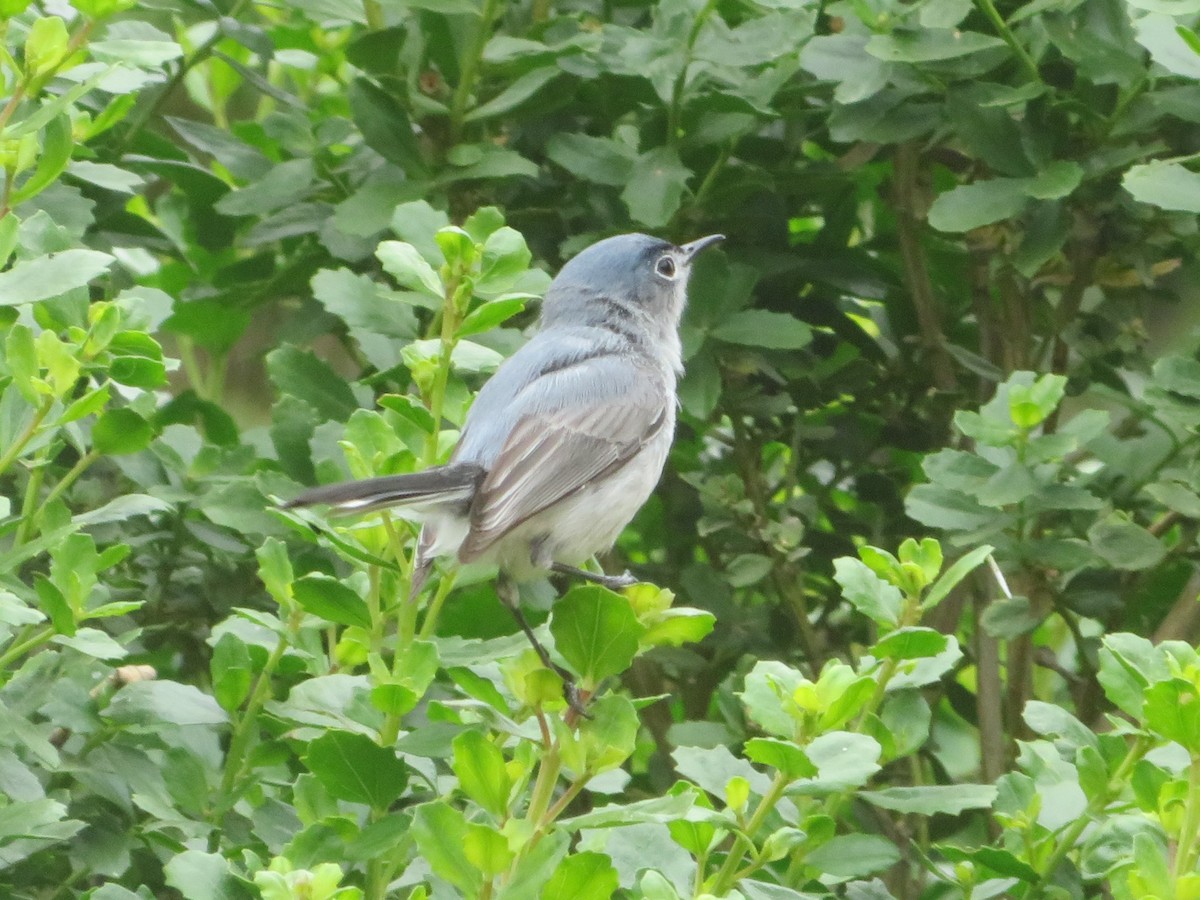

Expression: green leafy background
xmin=3 ymin=0 xmax=1200 ymax=897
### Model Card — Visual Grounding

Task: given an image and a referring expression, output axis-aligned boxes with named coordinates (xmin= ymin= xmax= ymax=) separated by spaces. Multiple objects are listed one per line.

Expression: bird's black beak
xmin=680 ymin=234 xmax=725 ymax=260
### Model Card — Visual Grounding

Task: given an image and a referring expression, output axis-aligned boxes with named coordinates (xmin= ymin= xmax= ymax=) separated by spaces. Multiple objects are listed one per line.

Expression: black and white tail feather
xmin=281 ymin=463 xmax=484 ymax=517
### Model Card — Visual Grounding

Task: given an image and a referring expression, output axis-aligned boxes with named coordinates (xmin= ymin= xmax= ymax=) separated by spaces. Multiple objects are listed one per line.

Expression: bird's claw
xmin=596 ymin=569 xmax=639 ymax=591
xmin=562 ymin=679 xmax=593 ymax=720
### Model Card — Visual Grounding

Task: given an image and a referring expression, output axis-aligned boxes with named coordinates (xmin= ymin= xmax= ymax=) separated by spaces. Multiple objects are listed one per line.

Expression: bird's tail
xmin=281 ymin=462 xmax=485 ymax=517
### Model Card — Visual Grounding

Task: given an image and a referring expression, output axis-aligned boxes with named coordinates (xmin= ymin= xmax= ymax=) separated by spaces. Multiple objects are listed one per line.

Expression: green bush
xmin=4 ymin=0 xmax=1200 ymax=897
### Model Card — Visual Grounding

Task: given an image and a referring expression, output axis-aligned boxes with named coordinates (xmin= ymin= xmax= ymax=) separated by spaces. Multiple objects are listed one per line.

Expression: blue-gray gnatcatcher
xmin=285 ymin=232 xmax=723 ymax=693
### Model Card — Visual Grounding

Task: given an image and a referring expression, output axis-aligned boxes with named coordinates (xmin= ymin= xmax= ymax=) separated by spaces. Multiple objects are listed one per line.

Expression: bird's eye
xmin=656 ymin=256 xmax=677 ymax=278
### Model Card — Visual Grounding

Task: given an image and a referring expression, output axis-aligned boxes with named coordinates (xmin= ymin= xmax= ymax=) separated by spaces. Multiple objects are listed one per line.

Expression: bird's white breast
xmin=479 ymin=405 xmax=675 ymax=580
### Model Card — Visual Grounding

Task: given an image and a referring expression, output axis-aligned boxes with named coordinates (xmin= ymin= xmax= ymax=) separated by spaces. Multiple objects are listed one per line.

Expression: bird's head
xmin=541 ymin=232 xmax=725 ymax=333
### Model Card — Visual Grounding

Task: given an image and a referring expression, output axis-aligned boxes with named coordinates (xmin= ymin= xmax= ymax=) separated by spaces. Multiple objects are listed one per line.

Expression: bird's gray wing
xmin=457 ymin=360 xmax=668 ymax=562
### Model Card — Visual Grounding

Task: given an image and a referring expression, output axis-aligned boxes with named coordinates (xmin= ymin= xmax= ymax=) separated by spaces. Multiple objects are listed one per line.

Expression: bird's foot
xmin=592 ymin=569 xmax=638 ymax=591
xmin=562 ymin=679 xmax=593 ymax=721
xmin=552 ymin=562 xmax=640 ymax=592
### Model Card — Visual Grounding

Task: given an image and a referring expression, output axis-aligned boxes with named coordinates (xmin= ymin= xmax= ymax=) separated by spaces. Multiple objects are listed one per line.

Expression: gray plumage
xmin=284 ymin=232 xmax=724 ymax=595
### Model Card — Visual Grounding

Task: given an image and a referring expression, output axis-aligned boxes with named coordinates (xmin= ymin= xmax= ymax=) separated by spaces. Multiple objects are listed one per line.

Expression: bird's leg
xmin=496 ymin=575 xmax=589 ymax=718
xmin=551 ymin=562 xmax=639 ymax=592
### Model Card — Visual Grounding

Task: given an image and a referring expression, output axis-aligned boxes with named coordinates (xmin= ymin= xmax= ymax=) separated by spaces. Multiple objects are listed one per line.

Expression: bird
xmin=284 ymin=232 xmax=724 ymax=703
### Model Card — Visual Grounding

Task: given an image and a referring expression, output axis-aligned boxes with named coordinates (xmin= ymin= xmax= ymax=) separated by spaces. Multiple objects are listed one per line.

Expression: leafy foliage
xmin=4 ymin=0 xmax=1200 ymax=897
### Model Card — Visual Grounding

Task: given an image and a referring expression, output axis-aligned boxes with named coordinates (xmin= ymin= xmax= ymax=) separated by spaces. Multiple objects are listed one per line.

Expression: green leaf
xmin=34 ymin=575 xmax=74 ymax=635
xmin=5 ymin=323 xmax=38 ymax=402
xmin=738 ymin=660 xmax=809 ymax=738
xmin=376 ymin=240 xmax=444 ymax=298
xmin=1134 ymin=13 xmax=1200 ymax=78
xmin=214 ymin=158 xmax=315 ymax=217
xmin=443 ymin=143 xmax=539 ymax=180
xmin=435 ymin=225 xmax=475 ymax=269
xmin=560 ymin=792 xmax=696 ymax=830
xmin=103 ymin=680 xmax=229 ymax=727
xmin=744 ymin=737 xmax=817 ymax=779
xmin=410 ymin=802 xmax=480 ymax=895
xmin=818 ymin=671 xmax=878 ymax=732
xmin=67 ymin=160 xmax=144 ymax=194
xmin=1098 ymin=634 xmax=1162 ymax=718
xmin=90 ymin=886 xmax=144 ymax=900
xmin=711 ymin=309 xmax=812 ymax=350
xmin=292 ymin=574 xmax=372 ymax=629
xmin=89 ymin=37 xmax=181 ymax=67
xmin=1123 ymin=161 xmax=1200 ymax=213
xmin=541 ymin=852 xmax=619 ymax=900
xmin=465 ymin=67 xmax=561 ymax=122
xmin=923 ymin=545 xmax=994 ymax=609
xmin=1025 ymin=161 xmax=1084 ymax=200
xmin=0 ymin=249 xmax=114 ymax=305
xmin=464 ymin=822 xmax=514 ymax=876
xmin=347 ymin=76 xmax=426 ymax=174
xmin=865 ymin=29 xmax=1005 ymax=61
xmin=92 ymin=408 xmax=154 ymax=455
xmin=803 ymin=833 xmax=900 ymax=877
xmin=501 ymin=830 xmax=570 ymax=899
xmin=83 ymin=599 xmax=144 ymax=620
xmin=546 ymin=133 xmax=637 ymax=186
xmin=304 ymin=729 xmax=408 ymax=808
xmin=0 ymin=799 xmax=83 ymax=867
xmin=1088 ymin=516 xmax=1166 ymax=571
xmin=163 ymin=850 xmax=255 ymax=900
xmin=451 ymin=730 xmax=512 ymax=818
xmin=640 ymin=870 xmax=685 ymax=900
xmin=108 ymin=331 xmax=167 ymax=388
xmin=478 ymin=226 xmax=533 ymax=292
xmin=641 ymin=607 xmax=716 ymax=647
xmin=1128 ymin=0 xmax=1200 ymax=11
xmin=378 ymin=392 xmax=437 ymax=433
xmin=978 ymin=466 xmax=1035 ymax=508
xmin=549 ymin=585 xmax=646 ymax=688
xmin=1008 ymin=373 xmax=1066 ymax=428
xmin=860 ymin=784 xmax=997 ymax=815
xmin=984 ymin=600 xmax=1041 ymax=643
xmin=832 ymin=558 xmax=903 ymax=627
xmin=462 ymin=207 xmax=506 ymax=242
xmin=52 ymin=627 xmax=126 ymax=660
xmin=1144 ymin=678 xmax=1200 ymax=751
xmin=937 ymin=844 xmax=1039 ymax=881
xmin=880 ymin=690 xmax=931 ymax=757
xmin=793 ymin=732 xmax=882 ymax=793
xmin=1132 ymin=831 xmax=1173 ymax=898
xmin=389 ymin=199 xmax=451 ymax=263
xmin=621 ymin=146 xmax=691 ymax=228
xmin=1023 ymin=701 xmax=1098 ymax=750
xmin=9 ymin=113 xmax=73 ymax=206
xmin=108 ymin=354 xmax=165 ymax=389
xmin=266 ymin=345 xmax=358 ymax=422
xmin=211 ymin=632 xmax=253 ymax=712
xmin=261 ymin=540 xmax=318 ymax=606
xmin=460 ymin=296 xmax=526 ymax=336
xmin=928 ymin=178 xmax=1027 ymax=232
xmin=559 ymin=693 xmax=640 ymax=774
xmin=898 ymin=537 xmax=941 ymax=583
xmin=905 ymin=484 xmax=996 ymax=531
xmin=873 ymin=627 xmax=948 ymax=660
xmin=312 ymin=268 xmax=419 ymax=342
xmin=0 ymin=214 xmax=17 ymax=269
xmin=668 ymin=809 xmax=717 ymax=857
xmin=164 ymin=299 xmax=251 ymax=353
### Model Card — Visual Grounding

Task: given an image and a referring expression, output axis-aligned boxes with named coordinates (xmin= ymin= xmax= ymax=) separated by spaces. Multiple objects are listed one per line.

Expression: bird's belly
xmin=491 ymin=426 xmax=672 ymax=578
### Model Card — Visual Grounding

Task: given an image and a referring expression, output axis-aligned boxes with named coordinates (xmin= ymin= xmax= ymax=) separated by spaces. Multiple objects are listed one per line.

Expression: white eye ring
xmin=656 ymin=255 xmax=677 ymax=279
